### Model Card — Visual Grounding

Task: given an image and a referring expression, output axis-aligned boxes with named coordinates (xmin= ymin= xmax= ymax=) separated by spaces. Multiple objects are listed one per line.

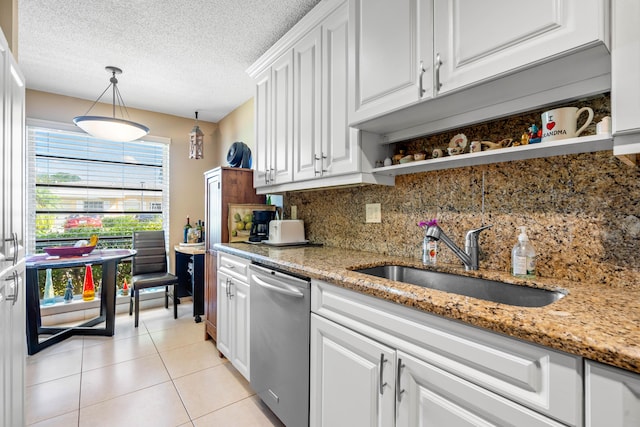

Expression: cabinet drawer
xmin=312 ymin=280 xmax=582 ymax=426
xmin=217 ymin=252 xmax=249 ymax=282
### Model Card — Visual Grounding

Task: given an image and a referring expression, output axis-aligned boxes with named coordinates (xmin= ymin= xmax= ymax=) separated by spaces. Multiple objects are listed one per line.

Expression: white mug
xmin=541 ymin=106 xmax=594 ymax=142
xmin=596 ymin=116 xmax=611 ymax=135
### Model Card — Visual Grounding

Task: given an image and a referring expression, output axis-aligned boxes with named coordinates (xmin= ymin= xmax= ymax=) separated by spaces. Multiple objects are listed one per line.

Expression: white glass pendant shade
xmin=73 ymin=66 xmax=149 ymax=142
xmin=73 ymin=116 xmax=149 ymax=142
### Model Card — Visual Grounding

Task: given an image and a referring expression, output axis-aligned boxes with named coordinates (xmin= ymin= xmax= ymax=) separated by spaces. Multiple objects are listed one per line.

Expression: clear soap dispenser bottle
xmin=511 ymin=226 xmax=536 ymax=278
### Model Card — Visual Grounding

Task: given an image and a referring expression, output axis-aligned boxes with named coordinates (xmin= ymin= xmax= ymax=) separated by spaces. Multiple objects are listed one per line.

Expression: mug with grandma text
xmin=541 ymin=106 xmax=594 ymax=143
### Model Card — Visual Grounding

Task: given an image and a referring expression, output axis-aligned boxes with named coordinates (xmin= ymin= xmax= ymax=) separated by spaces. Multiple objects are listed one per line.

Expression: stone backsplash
xmin=285 ymin=94 xmax=640 ymax=288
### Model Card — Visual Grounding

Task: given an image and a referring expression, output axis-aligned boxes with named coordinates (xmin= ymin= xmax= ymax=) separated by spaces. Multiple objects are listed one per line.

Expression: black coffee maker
xmin=249 ymin=210 xmax=275 ymax=242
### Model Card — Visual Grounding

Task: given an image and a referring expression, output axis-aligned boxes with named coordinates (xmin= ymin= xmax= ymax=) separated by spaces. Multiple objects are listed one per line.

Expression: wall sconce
xmin=189 ymin=111 xmax=204 ymax=159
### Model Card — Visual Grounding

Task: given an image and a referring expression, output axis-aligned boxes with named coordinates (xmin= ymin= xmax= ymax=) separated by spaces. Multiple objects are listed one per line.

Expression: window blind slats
xmin=27 ymin=125 xmax=169 ymax=253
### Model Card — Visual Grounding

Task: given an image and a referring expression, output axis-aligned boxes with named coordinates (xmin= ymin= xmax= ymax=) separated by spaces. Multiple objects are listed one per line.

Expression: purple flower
xmin=418 ymin=219 xmax=438 ymax=228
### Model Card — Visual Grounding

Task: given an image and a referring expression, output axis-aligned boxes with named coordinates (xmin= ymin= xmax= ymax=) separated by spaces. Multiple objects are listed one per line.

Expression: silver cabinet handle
xmin=5 ymin=271 xmax=19 ymax=306
xmin=228 ymin=280 xmax=234 ymax=299
xmin=225 ymin=277 xmax=231 ymax=298
xmin=435 ymin=53 xmax=443 ymax=92
xmin=321 ymin=152 xmax=327 ymax=175
xmin=313 ymin=153 xmax=327 ymax=176
xmin=419 ymin=60 xmax=426 ymax=97
xmin=396 ymin=358 xmax=405 ymax=402
xmin=314 ymin=155 xmax=321 ymax=176
xmin=4 ymin=232 xmax=18 ymax=264
xmin=269 ymin=167 xmax=275 ymax=184
xmin=251 ymin=274 xmax=304 ymax=298
xmin=379 ymin=353 xmax=388 ymax=395
xmin=224 ymin=263 xmax=235 ymax=269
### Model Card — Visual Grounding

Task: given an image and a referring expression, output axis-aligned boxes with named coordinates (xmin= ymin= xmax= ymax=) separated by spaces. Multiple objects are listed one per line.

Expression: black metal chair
xmin=130 ymin=230 xmax=179 ymax=327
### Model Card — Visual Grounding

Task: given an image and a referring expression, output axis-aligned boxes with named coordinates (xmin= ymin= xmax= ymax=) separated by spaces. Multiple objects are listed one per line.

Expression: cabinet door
xmin=322 ymin=2 xmax=359 ymax=176
xmin=254 ymin=68 xmax=271 ymax=188
xmin=349 ymin=0 xmax=428 ymax=124
xmin=293 ymin=27 xmax=323 ymax=182
xmin=310 ymin=314 xmax=395 ymax=427
xmin=396 ymin=351 xmax=565 ymax=427
xmin=230 ymin=278 xmax=250 ymax=380
xmin=204 ymin=251 xmax=217 ymax=341
xmin=0 ymin=37 xmax=8 ymax=272
xmin=434 ymin=0 xmax=608 ymax=95
xmin=216 ymin=271 xmax=232 ymax=359
xmin=586 ymin=360 xmax=640 ymax=427
xmin=271 ymin=51 xmax=294 ymax=186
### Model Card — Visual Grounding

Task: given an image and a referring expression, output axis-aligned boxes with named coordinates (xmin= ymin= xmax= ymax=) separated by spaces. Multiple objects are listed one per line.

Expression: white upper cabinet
xmin=611 ymin=0 xmax=640 ymax=164
xmin=248 ymin=0 xmax=394 ymax=193
xmin=294 ymin=4 xmax=359 ymax=181
xmin=321 ymin=3 xmax=360 ymax=177
xmin=253 ymin=68 xmax=271 ymax=188
xmin=348 ymin=0 xmax=432 ymax=124
xmin=350 ymin=0 xmax=610 ymax=142
xmin=434 ymin=0 xmax=610 ymax=95
xmin=253 ymin=51 xmax=295 ymax=189
xmin=293 ymin=27 xmax=323 ymax=182
xmin=271 ymin=52 xmax=295 ymax=187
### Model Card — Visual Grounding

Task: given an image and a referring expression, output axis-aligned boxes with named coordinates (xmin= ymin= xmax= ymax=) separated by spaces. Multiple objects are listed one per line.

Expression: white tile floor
xmin=25 ymin=302 xmax=284 ymax=427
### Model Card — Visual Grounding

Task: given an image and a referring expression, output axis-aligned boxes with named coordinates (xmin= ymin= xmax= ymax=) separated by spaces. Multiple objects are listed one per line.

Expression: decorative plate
xmin=43 ymin=245 xmax=96 ymax=257
xmin=449 ymin=133 xmax=468 ymax=150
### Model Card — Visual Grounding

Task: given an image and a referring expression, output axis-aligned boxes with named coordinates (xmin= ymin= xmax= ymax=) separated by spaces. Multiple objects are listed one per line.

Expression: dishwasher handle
xmin=251 ymin=273 xmax=304 ymax=298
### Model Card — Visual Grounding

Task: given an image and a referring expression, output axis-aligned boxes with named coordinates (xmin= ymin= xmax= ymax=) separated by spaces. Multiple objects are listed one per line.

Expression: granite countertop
xmin=215 ymin=243 xmax=640 ymax=374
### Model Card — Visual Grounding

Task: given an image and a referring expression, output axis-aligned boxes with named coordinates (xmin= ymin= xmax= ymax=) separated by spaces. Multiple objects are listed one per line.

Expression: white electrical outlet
xmin=291 ymin=205 xmax=297 ymax=220
xmin=365 ymin=203 xmax=381 ymax=223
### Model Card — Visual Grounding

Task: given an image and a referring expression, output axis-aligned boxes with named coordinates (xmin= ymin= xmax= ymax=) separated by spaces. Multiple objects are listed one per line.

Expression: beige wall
xmin=0 ymin=0 xmax=18 ymax=54
xmin=212 ymin=98 xmax=255 ymax=166
xmin=26 ymin=90 xmax=219 ymax=266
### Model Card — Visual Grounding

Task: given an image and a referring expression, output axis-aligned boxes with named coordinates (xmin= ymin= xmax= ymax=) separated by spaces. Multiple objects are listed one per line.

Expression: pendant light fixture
xmin=189 ymin=111 xmax=204 ymax=159
xmin=73 ymin=66 xmax=149 ymax=142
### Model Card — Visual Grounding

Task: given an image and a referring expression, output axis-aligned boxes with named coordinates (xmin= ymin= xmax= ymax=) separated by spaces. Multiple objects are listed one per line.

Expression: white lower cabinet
xmin=311 ymin=280 xmax=582 ymax=427
xmin=311 ymin=314 xmax=396 ymax=427
xmin=217 ymin=253 xmax=250 ymax=380
xmin=396 ymin=351 xmax=566 ymax=426
xmin=586 ymin=360 xmax=640 ymax=426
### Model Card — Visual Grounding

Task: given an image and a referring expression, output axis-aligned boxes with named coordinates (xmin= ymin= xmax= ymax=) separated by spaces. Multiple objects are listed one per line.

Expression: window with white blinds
xmin=27 ymin=121 xmax=170 ymax=254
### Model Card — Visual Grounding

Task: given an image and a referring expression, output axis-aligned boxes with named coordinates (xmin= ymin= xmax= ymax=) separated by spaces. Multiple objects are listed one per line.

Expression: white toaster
xmin=268 ymin=220 xmax=305 ymax=243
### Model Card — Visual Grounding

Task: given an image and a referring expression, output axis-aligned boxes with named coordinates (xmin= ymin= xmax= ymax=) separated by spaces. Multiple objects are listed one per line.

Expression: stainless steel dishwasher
xmin=249 ymin=263 xmax=310 ymax=427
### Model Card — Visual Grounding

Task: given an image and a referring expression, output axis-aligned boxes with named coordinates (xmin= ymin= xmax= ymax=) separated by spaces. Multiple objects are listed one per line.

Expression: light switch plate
xmin=291 ymin=205 xmax=297 ymax=220
xmin=366 ymin=203 xmax=381 ymax=223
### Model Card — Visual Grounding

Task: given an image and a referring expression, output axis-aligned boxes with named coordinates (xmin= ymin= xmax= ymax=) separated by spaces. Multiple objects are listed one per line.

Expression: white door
xmin=586 ymin=360 xmax=640 ymax=427
xmin=434 ymin=0 xmax=608 ymax=95
xmin=271 ymin=51 xmax=294 ymax=185
xmin=322 ymin=2 xmax=359 ymax=177
xmin=349 ymin=0 xmax=429 ymax=124
xmin=230 ymin=278 xmax=250 ymax=380
xmin=216 ymin=271 xmax=232 ymax=359
xmin=396 ymin=351 xmax=565 ymax=427
xmin=310 ymin=314 xmax=395 ymax=427
xmin=293 ymin=27 xmax=323 ymax=182
xmin=1 ymin=31 xmax=25 ymax=427
xmin=254 ymin=68 xmax=271 ymax=188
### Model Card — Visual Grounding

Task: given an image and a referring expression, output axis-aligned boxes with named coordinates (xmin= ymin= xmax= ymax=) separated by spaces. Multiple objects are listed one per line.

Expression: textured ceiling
xmin=18 ymin=0 xmax=321 ymax=123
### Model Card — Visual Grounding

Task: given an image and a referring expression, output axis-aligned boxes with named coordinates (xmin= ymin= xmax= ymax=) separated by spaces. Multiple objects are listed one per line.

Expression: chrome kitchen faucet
xmin=425 ymin=224 xmax=492 ymax=271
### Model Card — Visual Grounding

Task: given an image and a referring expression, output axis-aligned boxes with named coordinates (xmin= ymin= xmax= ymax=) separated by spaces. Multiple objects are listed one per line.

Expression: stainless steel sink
xmin=353 ymin=265 xmax=565 ymax=307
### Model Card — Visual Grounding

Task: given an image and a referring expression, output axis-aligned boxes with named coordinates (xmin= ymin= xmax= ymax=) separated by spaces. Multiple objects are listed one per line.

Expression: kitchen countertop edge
xmin=215 ymin=243 xmax=640 ymax=374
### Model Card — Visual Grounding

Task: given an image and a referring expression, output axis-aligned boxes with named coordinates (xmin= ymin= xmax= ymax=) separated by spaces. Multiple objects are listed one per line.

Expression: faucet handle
xmin=465 ymin=225 xmax=492 ymax=246
xmin=468 ymin=224 xmax=492 ymax=234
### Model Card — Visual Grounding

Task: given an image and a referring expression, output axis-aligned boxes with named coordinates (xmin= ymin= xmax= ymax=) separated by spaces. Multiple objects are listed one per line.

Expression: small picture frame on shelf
xmin=228 ymin=204 xmax=276 ymax=242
